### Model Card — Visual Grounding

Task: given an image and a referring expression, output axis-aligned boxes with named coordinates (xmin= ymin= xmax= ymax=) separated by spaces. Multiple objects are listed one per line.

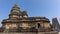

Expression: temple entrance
xmin=38 ymin=23 xmax=41 ymax=28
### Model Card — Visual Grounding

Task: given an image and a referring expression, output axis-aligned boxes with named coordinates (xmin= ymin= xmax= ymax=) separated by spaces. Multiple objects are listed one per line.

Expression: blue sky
xmin=0 ymin=0 xmax=60 ymax=27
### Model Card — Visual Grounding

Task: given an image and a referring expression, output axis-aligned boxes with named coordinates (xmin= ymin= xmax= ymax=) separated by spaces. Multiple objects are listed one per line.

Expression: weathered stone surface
xmin=1 ymin=4 xmax=58 ymax=34
xmin=0 ymin=32 xmax=58 ymax=34
xmin=0 ymin=32 xmax=37 ymax=34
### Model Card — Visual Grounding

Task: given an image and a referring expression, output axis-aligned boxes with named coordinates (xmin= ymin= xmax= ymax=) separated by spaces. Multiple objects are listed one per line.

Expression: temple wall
xmin=0 ymin=32 xmax=58 ymax=34
xmin=38 ymin=32 xmax=58 ymax=34
xmin=3 ymin=23 xmax=18 ymax=29
xmin=19 ymin=23 xmax=36 ymax=28
xmin=0 ymin=32 xmax=37 ymax=34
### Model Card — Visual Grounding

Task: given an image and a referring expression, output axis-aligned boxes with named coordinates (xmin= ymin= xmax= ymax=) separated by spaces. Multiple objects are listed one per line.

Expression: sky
xmin=0 ymin=0 xmax=60 ymax=27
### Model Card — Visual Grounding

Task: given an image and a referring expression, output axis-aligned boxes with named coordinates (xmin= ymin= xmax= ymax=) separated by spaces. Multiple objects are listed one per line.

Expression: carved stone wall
xmin=0 ymin=32 xmax=58 ymax=34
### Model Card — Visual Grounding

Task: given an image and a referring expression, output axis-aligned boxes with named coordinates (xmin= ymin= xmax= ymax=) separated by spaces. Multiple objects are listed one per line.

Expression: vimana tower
xmin=0 ymin=4 xmax=58 ymax=34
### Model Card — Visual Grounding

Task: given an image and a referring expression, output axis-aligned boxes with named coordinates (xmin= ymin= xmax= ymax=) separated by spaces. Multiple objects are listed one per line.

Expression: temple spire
xmin=13 ymin=3 xmax=19 ymax=7
xmin=11 ymin=3 xmax=20 ymax=12
xmin=52 ymin=17 xmax=60 ymax=31
xmin=9 ymin=3 xmax=21 ymax=19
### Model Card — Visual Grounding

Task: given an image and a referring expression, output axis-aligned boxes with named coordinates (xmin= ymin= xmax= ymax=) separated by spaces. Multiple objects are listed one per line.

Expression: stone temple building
xmin=0 ymin=4 xmax=58 ymax=34
xmin=52 ymin=18 xmax=60 ymax=32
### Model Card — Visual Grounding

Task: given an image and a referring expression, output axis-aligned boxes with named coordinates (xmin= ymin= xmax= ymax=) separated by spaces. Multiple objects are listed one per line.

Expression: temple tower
xmin=52 ymin=17 xmax=60 ymax=31
xmin=22 ymin=11 xmax=28 ymax=18
xmin=9 ymin=3 xmax=22 ymax=19
xmin=2 ymin=3 xmax=22 ymax=32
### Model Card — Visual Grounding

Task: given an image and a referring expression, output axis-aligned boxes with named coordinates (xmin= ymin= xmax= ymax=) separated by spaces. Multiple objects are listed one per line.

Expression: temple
xmin=0 ymin=4 xmax=59 ymax=34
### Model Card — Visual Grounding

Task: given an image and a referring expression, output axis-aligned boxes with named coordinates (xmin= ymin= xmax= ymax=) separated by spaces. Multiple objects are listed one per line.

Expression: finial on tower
xmin=52 ymin=17 xmax=57 ymax=19
xmin=12 ymin=3 xmax=20 ymax=10
xmin=14 ymin=3 xmax=19 ymax=7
